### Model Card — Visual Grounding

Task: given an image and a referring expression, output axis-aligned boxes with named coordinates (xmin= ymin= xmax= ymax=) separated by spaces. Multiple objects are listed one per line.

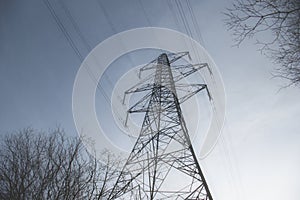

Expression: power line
xmin=186 ymin=0 xmax=206 ymax=47
xmin=43 ymin=0 xmax=84 ymax=61
xmin=43 ymin=0 xmax=111 ymax=105
xmin=138 ymin=0 xmax=152 ymax=26
xmin=96 ymin=0 xmax=117 ymax=33
xmin=58 ymin=0 xmax=116 ymax=95
xmin=58 ymin=0 xmax=92 ymax=52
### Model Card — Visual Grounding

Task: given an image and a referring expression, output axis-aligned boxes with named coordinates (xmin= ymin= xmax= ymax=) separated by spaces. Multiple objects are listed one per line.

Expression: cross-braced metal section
xmin=108 ymin=52 xmax=213 ymax=200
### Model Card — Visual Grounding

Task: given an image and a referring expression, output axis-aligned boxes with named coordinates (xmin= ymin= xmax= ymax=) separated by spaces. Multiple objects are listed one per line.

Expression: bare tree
xmin=224 ymin=0 xmax=300 ymax=86
xmin=0 ymin=128 xmax=122 ymax=200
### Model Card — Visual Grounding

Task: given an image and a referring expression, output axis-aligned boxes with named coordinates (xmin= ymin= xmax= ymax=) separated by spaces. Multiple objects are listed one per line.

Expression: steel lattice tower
xmin=108 ymin=52 xmax=213 ymax=200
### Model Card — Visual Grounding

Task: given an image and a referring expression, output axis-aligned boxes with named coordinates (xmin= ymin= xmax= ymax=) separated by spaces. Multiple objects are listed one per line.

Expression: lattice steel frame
xmin=108 ymin=53 xmax=213 ymax=200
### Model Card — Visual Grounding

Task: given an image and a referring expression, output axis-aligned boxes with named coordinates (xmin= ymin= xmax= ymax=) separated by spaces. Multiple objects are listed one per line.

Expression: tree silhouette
xmin=0 ymin=128 xmax=121 ymax=200
xmin=225 ymin=0 xmax=300 ymax=86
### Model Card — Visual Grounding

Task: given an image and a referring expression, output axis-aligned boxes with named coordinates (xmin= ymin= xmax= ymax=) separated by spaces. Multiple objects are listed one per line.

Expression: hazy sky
xmin=1 ymin=0 xmax=300 ymax=199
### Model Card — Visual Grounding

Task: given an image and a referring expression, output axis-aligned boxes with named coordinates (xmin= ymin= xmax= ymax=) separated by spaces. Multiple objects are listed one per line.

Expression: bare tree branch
xmin=224 ymin=0 xmax=300 ymax=87
xmin=0 ymin=128 xmax=122 ymax=200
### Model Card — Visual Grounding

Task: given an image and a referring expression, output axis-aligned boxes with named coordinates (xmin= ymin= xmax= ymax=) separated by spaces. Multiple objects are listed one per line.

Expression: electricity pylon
xmin=108 ymin=52 xmax=213 ymax=200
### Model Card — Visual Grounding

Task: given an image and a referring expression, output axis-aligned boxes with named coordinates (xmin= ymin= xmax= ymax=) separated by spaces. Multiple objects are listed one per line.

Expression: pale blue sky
xmin=0 ymin=0 xmax=300 ymax=199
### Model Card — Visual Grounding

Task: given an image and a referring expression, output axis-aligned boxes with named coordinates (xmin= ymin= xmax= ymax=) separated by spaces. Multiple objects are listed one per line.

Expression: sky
xmin=1 ymin=0 xmax=300 ymax=199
